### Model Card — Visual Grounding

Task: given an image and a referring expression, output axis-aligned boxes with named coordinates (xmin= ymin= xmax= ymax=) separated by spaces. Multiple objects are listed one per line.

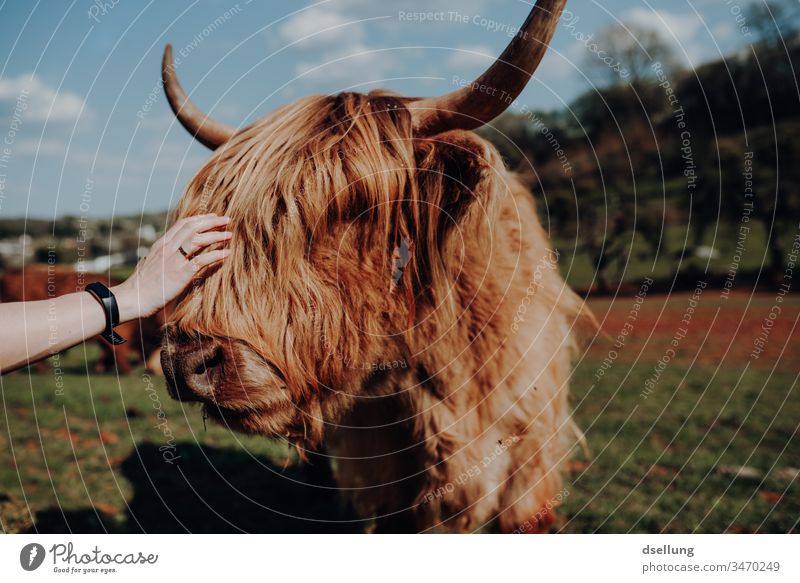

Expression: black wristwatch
xmin=85 ymin=282 xmax=127 ymax=345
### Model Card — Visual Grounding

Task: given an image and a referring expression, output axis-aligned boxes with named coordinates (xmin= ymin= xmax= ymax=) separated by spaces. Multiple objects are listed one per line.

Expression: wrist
xmin=109 ymin=284 xmax=139 ymax=322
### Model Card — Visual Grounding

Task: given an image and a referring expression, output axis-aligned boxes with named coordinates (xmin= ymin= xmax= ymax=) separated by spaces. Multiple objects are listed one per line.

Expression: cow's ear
xmin=413 ymin=131 xmax=496 ymax=233
xmin=393 ymin=132 xmax=496 ymax=304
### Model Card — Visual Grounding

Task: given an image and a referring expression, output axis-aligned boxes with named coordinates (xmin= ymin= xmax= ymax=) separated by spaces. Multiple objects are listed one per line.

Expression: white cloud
xmin=446 ymin=44 xmax=493 ymax=70
xmin=337 ymin=0 xmax=488 ymax=17
xmin=15 ymin=138 xmax=67 ymax=156
xmin=272 ymin=0 xmax=497 ymax=91
xmin=275 ymin=4 xmax=390 ymax=90
xmin=277 ymin=6 xmax=366 ymax=51
xmin=0 ymin=74 xmax=88 ymax=123
xmin=623 ymin=7 xmax=707 ymax=67
xmin=712 ymin=22 xmax=735 ymax=42
xmin=292 ymin=46 xmax=400 ymax=89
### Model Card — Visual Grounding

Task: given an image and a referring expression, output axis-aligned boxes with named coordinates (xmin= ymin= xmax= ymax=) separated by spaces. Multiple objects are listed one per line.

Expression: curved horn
xmin=411 ymin=0 xmax=566 ymax=136
xmin=162 ymin=44 xmax=236 ymax=149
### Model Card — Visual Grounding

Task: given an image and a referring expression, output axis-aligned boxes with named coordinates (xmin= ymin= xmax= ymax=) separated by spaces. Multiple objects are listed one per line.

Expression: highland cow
xmin=161 ymin=0 xmax=591 ymax=532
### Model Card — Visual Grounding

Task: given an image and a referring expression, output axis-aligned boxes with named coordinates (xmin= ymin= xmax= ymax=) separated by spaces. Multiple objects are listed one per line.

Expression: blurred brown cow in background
xmin=0 ymin=264 xmax=164 ymax=374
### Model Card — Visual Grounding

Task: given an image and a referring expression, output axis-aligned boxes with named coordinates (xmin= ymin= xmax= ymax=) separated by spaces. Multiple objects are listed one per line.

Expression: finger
xmin=188 ymin=214 xmax=231 ymax=233
xmin=190 ymin=248 xmax=231 ymax=271
xmin=183 ymin=231 xmax=232 ymax=255
xmin=167 ymin=214 xmax=225 ymax=242
xmin=169 ymin=214 xmax=213 ymax=234
xmin=174 ymin=215 xmax=231 ymax=247
xmin=169 ymin=217 xmax=228 ymax=254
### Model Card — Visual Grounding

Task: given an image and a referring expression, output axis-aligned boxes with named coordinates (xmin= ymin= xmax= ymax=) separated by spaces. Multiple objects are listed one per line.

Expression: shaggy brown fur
xmin=163 ymin=90 xmax=591 ymax=532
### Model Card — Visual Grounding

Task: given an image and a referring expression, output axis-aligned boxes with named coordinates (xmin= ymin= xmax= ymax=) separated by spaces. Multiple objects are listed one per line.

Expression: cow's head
xmin=161 ymin=0 xmax=566 ymax=444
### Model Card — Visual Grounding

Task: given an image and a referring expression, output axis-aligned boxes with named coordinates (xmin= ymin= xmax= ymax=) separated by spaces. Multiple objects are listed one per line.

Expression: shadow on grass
xmin=24 ymin=442 xmax=362 ymax=533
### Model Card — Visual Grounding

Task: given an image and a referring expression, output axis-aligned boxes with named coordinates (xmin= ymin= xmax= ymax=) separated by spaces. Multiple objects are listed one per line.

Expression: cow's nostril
xmin=169 ymin=342 xmax=225 ymax=401
xmin=195 ymin=346 xmax=224 ymax=375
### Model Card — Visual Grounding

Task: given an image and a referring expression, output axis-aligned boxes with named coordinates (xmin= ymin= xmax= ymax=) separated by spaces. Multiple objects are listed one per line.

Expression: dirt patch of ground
xmin=585 ymin=291 xmax=799 ymax=372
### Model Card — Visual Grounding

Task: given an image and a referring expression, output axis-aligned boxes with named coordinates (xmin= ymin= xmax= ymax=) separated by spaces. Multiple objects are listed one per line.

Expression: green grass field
xmin=552 ymin=220 xmax=781 ymax=291
xmin=1 ymin=295 xmax=798 ymax=533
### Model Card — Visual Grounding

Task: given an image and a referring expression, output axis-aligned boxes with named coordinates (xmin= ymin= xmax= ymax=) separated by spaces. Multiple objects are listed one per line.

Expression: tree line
xmin=481 ymin=0 xmax=800 ymax=292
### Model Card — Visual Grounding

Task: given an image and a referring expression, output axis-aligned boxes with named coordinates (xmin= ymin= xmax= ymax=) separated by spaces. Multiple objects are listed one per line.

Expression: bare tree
xmin=746 ymin=0 xmax=799 ymax=47
xmin=586 ymin=22 xmax=677 ymax=89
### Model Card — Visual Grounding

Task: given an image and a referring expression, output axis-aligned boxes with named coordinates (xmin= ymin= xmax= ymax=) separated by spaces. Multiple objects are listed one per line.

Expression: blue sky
xmin=0 ymin=0 xmax=759 ymax=218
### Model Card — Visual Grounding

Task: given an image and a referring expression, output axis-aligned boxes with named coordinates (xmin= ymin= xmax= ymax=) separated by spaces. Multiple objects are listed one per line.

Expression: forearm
xmin=0 ymin=214 xmax=230 ymax=375
xmin=0 ymin=291 xmax=106 ymax=373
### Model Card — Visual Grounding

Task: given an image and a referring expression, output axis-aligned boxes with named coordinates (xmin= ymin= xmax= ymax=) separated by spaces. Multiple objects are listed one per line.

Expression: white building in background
xmin=0 ymin=234 xmax=33 ymax=263
xmin=76 ymin=253 xmax=125 ymax=272
xmin=76 ymin=248 xmax=148 ymax=272
xmin=694 ymin=246 xmax=720 ymax=260
xmin=138 ymin=224 xmax=157 ymax=243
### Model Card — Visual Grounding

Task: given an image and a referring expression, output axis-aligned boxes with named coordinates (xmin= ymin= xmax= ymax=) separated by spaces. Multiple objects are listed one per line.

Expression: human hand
xmin=111 ymin=214 xmax=232 ymax=321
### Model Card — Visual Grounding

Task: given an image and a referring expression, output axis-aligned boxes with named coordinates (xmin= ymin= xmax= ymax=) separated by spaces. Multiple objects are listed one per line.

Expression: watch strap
xmin=85 ymin=282 xmax=127 ymax=345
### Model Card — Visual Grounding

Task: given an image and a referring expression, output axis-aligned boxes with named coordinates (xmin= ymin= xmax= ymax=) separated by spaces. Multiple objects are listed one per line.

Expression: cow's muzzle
xmin=162 ymin=337 xmax=225 ymax=402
